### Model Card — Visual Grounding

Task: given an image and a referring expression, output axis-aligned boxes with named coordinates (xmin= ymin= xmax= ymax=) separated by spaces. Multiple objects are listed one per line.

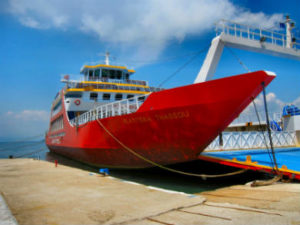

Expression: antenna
xmin=105 ymin=52 xmax=110 ymax=65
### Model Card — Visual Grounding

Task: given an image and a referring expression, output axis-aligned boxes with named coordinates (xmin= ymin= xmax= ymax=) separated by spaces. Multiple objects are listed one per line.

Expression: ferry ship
xmin=46 ymin=14 xmax=300 ymax=168
xmin=45 ymin=49 xmax=275 ymax=168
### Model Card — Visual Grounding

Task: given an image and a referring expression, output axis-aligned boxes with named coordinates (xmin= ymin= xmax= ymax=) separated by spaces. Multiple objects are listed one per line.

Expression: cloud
xmin=20 ymin=16 xmax=42 ymax=29
xmin=0 ymin=110 xmax=49 ymax=138
xmin=293 ymin=96 xmax=300 ymax=106
xmin=5 ymin=0 xmax=284 ymax=61
xmin=256 ymin=92 xmax=286 ymax=112
xmin=5 ymin=110 xmax=49 ymax=121
xmin=242 ymin=92 xmax=300 ymax=118
xmin=232 ymin=11 xmax=284 ymax=29
xmin=7 ymin=0 xmax=68 ymax=29
xmin=243 ymin=92 xmax=285 ymax=114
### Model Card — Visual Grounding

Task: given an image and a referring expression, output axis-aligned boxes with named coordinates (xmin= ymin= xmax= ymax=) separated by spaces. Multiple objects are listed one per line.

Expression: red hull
xmin=46 ymin=71 xmax=275 ymax=168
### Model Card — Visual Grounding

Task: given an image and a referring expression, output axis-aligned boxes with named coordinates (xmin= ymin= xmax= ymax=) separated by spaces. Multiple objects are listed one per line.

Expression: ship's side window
xmin=125 ymin=73 xmax=129 ymax=79
xmin=127 ymin=94 xmax=134 ymax=99
xmin=52 ymin=100 xmax=62 ymax=112
xmin=103 ymin=93 xmax=111 ymax=100
xmin=90 ymin=93 xmax=98 ymax=101
xmin=95 ymin=69 xmax=100 ymax=79
xmin=54 ymin=92 xmax=59 ymax=99
xmin=115 ymin=94 xmax=123 ymax=101
xmin=50 ymin=115 xmax=64 ymax=132
xmin=138 ymin=96 xmax=145 ymax=101
xmin=65 ymin=92 xmax=82 ymax=98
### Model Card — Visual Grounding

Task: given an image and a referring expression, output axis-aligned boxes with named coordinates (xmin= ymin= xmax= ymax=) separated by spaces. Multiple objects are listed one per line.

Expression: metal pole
xmin=262 ymin=82 xmax=279 ymax=172
xmin=136 ymin=97 xmax=139 ymax=111
xmin=127 ymin=99 xmax=130 ymax=114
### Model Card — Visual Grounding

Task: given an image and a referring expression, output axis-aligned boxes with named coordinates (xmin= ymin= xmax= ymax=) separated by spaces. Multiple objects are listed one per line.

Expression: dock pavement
xmin=0 ymin=159 xmax=299 ymax=225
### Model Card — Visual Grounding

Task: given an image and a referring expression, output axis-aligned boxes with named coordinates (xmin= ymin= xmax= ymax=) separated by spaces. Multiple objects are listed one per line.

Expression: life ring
xmin=74 ymin=99 xmax=81 ymax=106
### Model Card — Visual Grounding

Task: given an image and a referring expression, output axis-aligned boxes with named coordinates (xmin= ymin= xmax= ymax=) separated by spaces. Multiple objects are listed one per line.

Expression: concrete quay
xmin=0 ymin=158 xmax=299 ymax=225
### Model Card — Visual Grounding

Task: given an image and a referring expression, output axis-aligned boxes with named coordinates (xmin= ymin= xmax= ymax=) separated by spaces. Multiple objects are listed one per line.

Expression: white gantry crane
xmin=194 ymin=16 xmax=300 ymax=83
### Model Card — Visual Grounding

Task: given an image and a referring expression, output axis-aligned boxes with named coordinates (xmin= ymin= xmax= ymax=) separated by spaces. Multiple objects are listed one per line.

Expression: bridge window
xmin=102 ymin=69 xmax=108 ymax=78
xmin=95 ymin=69 xmax=100 ymax=79
xmin=116 ymin=71 xmax=122 ymax=79
xmin=83 ymin=70 xmax=88 ymax=81
xmin=89 ymin=70 xmax=93 ymax=79
xmin=103 ymin=93 xmax=111 ymax=100
xmin=102 ymin=69 xmax=122 ymax=80
xmin=115 ymin=94 xmax=123 ymax=101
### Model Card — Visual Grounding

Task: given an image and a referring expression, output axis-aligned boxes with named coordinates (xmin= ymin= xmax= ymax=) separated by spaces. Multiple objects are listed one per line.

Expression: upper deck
xmin=61 ymin=70 xmax=162 ymax=94
xmin=51 ymin=59 xmax=163 ymax=116
xmin=79 ymin=63 xmax=146 ymax=84
xmin=60 ymin=61 xmax=165 ymax=93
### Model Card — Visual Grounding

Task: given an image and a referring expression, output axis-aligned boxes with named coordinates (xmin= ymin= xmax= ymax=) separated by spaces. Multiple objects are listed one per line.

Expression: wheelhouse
xmin=80 ymin=64 xmax=136 ymax=82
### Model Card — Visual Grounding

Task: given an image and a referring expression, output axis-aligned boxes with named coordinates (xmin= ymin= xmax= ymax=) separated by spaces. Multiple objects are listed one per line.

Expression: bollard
xmin=55 ymin=160 xmax=58 ymax=167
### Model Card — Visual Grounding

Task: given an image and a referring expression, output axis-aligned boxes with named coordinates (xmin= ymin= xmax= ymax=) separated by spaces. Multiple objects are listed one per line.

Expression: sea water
xmin=0 ymin=141 xmax=267 ymax=194
xmin=0 ymin=141 xmax=48 ymax=159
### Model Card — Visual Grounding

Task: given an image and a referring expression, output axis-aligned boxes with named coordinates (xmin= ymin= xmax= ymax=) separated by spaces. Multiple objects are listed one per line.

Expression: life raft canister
xmin=74 ymin=99 xmax=81 ymax=106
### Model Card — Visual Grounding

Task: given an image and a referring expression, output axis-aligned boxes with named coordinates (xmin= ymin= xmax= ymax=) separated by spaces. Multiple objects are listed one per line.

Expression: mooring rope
xmin=225 ymin=46 xmax=251 ymax=73
xmin=261 ymin=82 xmax=280 ymax=174
xmin=249 ymin=83 xmax=283 ymax=187
xmin=96 ymin=119 xmax=247 ymax=179
xmin=251 ymin=175 xmax=282 ymax=187
xmin=226 ymin=47 xmax=284 ymax=185
xmin=252 ymin=99 xmax=276 ymax=169
xmin=158 ymin=45 xmax=210 ymax=88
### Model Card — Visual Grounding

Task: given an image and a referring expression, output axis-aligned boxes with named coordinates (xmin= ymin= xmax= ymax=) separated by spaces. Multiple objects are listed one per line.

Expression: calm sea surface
xmin=0 ymin=141 xmax=268 ymax=194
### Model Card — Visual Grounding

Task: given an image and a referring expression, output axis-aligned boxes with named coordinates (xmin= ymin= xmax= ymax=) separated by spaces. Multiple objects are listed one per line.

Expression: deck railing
xmin=61 ymin=76 xmax=164 ymax=93
xmin=87 ymin=77 xmax=148 ymax=86
xmin=70 ymin=94 xmax=150 ymax=126
xmin=205 ymin=131 xmax=296 ymax=151
xmin=66 ymin=82 xmax=161 ymax=93
xmin=216 ymin=20 xmax=300 ymax=50
xmin=61 ymin=75 xmax=149 ymax=86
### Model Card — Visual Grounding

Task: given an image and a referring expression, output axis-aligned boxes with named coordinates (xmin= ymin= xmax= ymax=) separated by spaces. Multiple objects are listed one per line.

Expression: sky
xmin=0 ymin=0 xmax=300 ymax=139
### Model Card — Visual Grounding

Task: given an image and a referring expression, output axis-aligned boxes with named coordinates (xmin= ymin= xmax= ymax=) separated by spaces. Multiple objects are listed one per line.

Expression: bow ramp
xmin=195 ymin=17 xmax=300 ymax=83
